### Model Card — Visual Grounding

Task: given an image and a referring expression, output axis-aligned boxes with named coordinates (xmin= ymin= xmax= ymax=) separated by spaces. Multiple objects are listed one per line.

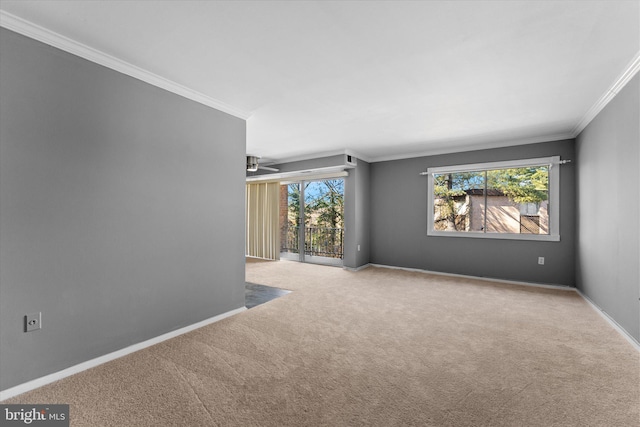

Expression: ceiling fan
xmin=246 ymin=155 xmax=279 ymax=172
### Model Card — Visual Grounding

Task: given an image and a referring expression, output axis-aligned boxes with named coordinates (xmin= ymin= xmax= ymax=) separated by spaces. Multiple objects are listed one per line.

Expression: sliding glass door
xmin=280 ymin=179 xmax=344 ymax=266
xmin=280 ymin=182 xmax=302 ymax=260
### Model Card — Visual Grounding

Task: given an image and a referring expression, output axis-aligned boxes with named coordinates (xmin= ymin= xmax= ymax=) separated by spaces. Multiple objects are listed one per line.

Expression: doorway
xmin=280 ymin=179 xmax=344 ymax=266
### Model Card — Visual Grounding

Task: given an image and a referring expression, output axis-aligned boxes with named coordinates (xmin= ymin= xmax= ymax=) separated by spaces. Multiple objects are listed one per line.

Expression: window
xmin=427 ymin=156 xmax=560 ymax=241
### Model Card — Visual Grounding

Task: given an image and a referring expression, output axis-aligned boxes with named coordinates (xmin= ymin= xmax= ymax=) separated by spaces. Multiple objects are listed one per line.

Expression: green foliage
xmin=433 ymin=172 xmax=482 ymax=229
xmin=433 ymin=167 xmax=548 ymax=205
xmin=434 ymin=172 xmax=482 ymax=198
xmin=432 ymin=167 xmax=549 ymax=231
xmin=306 ymin=179 xmax=344 ymax=228
xmin=287 ymin=183 xmax=302 ymax=227
xmin=487 ymin=167 xmax=548 ymax=204
xmin=285 ymin=180 xmax=345 ymax=258
xmin=289 ymin=180 xmax=344 ymax=228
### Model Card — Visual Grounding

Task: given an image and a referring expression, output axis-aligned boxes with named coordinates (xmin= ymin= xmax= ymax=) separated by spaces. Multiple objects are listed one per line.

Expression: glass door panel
xmin=279 ymin=179 xmax=344 ymax=266
xmin=280 ymin=183 xmax=301 ymax=261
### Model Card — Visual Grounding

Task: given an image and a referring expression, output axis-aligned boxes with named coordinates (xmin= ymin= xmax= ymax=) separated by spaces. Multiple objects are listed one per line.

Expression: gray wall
xmin=370 ymin=140 xmax=576 ymax=286
xmin=344 ymin=160 xmax=371 ymax=269
xmin=576 ymin=74 xmax=639 ymax=342
xmin=0 ymin=29 xmax=247 ymax=390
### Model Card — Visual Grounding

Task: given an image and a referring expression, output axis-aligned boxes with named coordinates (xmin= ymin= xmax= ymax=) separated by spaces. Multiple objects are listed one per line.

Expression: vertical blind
xmin=246 ymin=182 xmax=280 ymax=260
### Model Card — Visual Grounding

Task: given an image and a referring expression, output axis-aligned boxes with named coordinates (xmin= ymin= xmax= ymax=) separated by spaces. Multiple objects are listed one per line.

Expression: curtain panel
xmin=246 ymin=182 xmax=280 ymax=260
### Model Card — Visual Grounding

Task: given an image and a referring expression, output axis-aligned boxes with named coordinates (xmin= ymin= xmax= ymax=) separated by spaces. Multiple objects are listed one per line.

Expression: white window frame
xmin=426 ymin=156 xmax=560 ymax=241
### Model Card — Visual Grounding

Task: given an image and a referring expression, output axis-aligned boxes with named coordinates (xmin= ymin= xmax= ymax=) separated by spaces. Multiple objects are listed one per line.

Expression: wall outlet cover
xmin=25 ymin=312 xmax=41 ymax=332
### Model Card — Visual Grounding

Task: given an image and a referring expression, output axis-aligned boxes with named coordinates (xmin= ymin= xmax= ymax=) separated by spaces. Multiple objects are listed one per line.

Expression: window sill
xmin=427 ymin=230 xmax=560 ymax=242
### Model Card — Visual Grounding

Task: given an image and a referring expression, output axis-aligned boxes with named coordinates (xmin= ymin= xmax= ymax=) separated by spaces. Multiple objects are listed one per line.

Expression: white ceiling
xmin=1 ymin=1 xmax=638 ymax=163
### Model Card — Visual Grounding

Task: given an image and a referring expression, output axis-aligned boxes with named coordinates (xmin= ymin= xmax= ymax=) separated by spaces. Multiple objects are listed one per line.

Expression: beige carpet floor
xmin=5 ymin=259 xmax=639 ymax=426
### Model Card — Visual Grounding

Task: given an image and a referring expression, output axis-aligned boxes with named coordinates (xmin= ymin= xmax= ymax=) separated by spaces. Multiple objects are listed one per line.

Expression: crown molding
xmin=4 ymin=10 xmax=636 ymax=156
xmin=572 ymin=50 xmax=640 ymax=136
xmin=260 ymin=133 xmax=574 ymax=166
xmin=0 ymin=11 xmax=251 ymax=120
xmin=369 ymin=132 xmax=575 ymax=163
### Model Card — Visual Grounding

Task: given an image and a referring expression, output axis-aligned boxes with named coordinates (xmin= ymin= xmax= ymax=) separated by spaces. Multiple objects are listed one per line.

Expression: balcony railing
xmin=281 ymin=226 xmax=344 ymax=259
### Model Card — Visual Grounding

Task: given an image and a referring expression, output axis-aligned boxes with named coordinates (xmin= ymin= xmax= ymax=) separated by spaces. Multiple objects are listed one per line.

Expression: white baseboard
xmin=245 ymin=255 xmax=278 ymax=261
xmin=343 ymin=263 xmax=372 ymax=272
xmin=368 ymin=263 xmax=639 ymax=351
xmin=368 ymin=263 xmax=574 ymax=291
xmin=575 ymin=289 xmax=640 ymax=352
xmin=0 ymin=306 xmax=247 ymax=401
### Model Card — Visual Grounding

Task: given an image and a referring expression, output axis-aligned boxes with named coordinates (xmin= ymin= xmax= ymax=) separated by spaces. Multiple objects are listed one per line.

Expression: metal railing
xmin=281 ymin=226 xmax=344 ymax=259
xmin=281 ymin=226 xmax=300 ymax=254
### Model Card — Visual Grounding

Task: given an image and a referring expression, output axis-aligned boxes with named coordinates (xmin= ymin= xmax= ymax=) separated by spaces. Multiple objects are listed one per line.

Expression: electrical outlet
xmin=25 ymin=312 xmax=41 ymax=332
xmin=357 ymin=245 xmax=361 ymax=251
xmin=538 ymin=257 xmax=545 ymax=265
